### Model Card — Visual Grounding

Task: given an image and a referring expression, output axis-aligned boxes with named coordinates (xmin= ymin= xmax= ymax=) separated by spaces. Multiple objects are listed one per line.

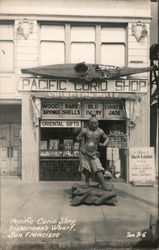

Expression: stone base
xmin=71 ymin=183 xmax=117 ymax=206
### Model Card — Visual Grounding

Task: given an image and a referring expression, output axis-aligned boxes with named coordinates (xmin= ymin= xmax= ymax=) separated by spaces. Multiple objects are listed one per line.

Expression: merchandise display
xmin=40 ymin=141 xmax=47 ymax=150
xmin=40 ymin=138 xmax=79 ymax=157
xmin=108 ymin=130 xmax=127 ymax=148
xmin=40 ymin=119 xmax=127 ymax=180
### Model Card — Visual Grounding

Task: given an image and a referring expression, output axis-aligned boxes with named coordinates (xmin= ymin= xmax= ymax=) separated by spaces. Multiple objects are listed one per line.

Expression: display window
xmin=40 ymin=99 xmax=128 ymax=181
xmin=40 ymin=127 xmax=80 ymax=158
xmin=40 ymin=127 xmax=81 ymax=181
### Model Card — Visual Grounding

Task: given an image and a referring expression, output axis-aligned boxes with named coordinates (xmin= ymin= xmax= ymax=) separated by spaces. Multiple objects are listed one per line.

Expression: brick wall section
xmin=40 ymin=159 xmax=80 ymax=181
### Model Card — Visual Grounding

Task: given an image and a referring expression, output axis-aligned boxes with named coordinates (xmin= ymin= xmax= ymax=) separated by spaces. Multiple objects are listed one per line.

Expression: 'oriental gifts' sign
xmin=129 ymin=147 xmax=156 ymax=182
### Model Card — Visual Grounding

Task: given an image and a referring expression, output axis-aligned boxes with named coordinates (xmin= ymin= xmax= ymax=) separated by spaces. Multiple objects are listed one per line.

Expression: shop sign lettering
xmin=41 ymin=102 xmax=81 ymax=118
xmin=129 ymin=147 xmax=156 ymax=182
xmin=41 ymin=101 xmax=126 ymax=120
xmin=42 ymin=103 xmax=60 ymax=118
xmin=40 ymin=120 xmax=81 ymax=128
xmin=47 ymin=91 xmax=119 ymax=98
xmin=83 ymin=103 xmax=103 ymax=119
xmin=19 ymin=78 xmax=148 ymax=93
xmin=62 ymin=103 xmax=81 ymax=118
xmin=104 ymin=102 xmax=125 ymax=120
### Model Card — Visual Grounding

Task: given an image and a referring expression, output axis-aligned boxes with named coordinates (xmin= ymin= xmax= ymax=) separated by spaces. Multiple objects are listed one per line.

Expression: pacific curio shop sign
xmin=19 ymin=78 xmax=148 ymax=93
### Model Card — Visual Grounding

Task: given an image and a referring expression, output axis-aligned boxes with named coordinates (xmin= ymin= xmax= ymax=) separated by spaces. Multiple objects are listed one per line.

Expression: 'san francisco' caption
xmin=8 ymin=217 xmax=76 ymax=239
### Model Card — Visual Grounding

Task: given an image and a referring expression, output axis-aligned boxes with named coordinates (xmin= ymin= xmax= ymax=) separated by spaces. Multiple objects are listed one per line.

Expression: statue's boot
xmin=83 ymin=169 xmax=91 ymax=188
xmin=96 ymin=171 xmax=113 ymax=191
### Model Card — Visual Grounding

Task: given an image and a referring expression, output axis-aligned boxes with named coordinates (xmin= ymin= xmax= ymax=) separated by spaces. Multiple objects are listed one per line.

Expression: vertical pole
xmin=125 ymin=99 xmax=130 ymax=184
xmin=126 ymin=118 xmax=130 ymax=184
xmin=96 ymin=25 xmax=101 ymax=64
xmin=157 ymin=0 xmax=159 ymax=180
xmin=65 ymin=24 xmax=71 ymax=63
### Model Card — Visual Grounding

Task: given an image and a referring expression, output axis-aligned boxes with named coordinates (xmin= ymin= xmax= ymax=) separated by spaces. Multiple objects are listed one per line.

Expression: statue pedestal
xmin=71 ymin=183 xmax=117 ymax=206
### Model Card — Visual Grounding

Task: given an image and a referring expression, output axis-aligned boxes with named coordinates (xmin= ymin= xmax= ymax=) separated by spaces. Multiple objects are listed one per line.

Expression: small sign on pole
xmin=129 ymin=147 xmax=156 ymax=186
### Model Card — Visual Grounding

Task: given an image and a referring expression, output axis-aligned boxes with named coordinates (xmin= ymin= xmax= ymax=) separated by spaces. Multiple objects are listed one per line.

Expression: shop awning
xmin=30 ymin=91 xmax=142 ymax=101
xmin=30 ymin=91 xmax=142 ymax=127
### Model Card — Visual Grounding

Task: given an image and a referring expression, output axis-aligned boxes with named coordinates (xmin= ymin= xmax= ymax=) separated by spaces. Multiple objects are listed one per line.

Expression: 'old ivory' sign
xmin=129 ymin=147 xmax=156 ymax=183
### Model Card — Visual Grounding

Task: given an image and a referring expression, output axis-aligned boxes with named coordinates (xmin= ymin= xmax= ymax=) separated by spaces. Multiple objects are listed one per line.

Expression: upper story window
xmin=40 ymin=24 xmax=65 ymax=65
xmin=71 ymin=26 xmax=95 ymax=63
xmin=0 ymin=23 xmax=14 ymax=72
xmin=39 ymin=23 xmax=126 ymax=66
xmin=101 ymin=27 xmax=126 ymax=66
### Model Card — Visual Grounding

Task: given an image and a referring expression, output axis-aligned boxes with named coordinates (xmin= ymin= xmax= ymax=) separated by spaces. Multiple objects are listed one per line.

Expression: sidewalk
xmin=0 ymin=176 xmax=158 ymax=249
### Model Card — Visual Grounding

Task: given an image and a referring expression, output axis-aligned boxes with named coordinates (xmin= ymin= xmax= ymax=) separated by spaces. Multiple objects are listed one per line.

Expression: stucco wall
xmin=0 ymin=0 xmax=151 ymax=18
xmin=22 ymin=95 xmax=40 ymax=182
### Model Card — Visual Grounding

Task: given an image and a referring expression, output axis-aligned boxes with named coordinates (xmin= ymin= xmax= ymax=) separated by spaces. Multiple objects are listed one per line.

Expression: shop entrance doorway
xmin=99 ymin=120 xmax=127 ymax=180
xmin=0 ymin=123 xmax=21 ymax=176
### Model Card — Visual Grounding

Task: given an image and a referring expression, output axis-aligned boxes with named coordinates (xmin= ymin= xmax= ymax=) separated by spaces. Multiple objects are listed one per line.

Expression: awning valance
xmin=29 ymin=92 xmax=143 ymax=129
xmin=30 ymin=91 xmax=142 ymax=101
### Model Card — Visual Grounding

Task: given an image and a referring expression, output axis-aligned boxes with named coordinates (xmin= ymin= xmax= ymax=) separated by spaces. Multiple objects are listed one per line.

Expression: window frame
xmin=39 ymin=23 xmax=66 ymax=65
xmin=101 ymin=25 xmax=127 ymax=67
xmin=71 ymin=41 xmax=96 ymax=64
xmin=0 ymin=22 xmax=15 ymax=73
xmin=101 ymin=42 xmax=126 ymax=66
xmin=70 ymin=25 xmax=96 ymax=63
xmin=38 ymin=22 xmax=127 ymax=66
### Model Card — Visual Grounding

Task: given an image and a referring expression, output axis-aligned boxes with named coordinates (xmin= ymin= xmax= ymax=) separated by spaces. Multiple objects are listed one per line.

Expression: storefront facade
xmin=0 ymin=0 xmax=152 ymax=182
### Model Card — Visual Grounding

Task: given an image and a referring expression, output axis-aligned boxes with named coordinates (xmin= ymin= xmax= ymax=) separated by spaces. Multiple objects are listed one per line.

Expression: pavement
xmin=0 ymin=176 xmax=158 ymax=250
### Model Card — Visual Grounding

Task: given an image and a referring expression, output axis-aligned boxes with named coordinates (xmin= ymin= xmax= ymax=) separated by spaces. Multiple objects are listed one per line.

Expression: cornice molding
xmin=0 ymin=14 xmax=152 ymax=23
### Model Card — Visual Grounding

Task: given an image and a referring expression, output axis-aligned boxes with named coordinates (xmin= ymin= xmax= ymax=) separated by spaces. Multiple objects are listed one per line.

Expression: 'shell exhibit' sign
xmin=129 ymin=147 xmax=156 ymax=182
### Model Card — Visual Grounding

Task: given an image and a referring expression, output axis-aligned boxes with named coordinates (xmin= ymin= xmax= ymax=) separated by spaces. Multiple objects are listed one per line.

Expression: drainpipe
xmin=157 ymin=0 xmax=159 ymax=180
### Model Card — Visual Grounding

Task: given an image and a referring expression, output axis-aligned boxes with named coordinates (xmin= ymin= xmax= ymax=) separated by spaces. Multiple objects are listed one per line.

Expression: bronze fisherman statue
xmin=76 ymin=112 xmax=111 ymax=190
